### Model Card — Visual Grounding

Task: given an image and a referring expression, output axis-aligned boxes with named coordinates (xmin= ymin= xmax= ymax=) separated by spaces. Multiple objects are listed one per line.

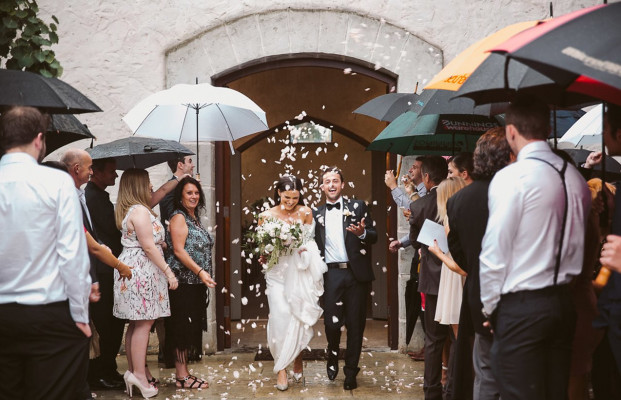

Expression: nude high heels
xmin=276 ymin=370 xmax=289 ymax=391
xmin=125 ymin=371 xmax=158 ymax=398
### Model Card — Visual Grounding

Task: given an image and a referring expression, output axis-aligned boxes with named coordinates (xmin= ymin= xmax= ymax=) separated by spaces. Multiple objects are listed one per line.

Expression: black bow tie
xmin=326 ymin=202 xmax=341 ymax=211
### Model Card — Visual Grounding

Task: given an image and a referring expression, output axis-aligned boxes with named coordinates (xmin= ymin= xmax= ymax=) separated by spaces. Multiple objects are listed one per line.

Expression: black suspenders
xmin=526 ymin=157 xmax=569 ymax=285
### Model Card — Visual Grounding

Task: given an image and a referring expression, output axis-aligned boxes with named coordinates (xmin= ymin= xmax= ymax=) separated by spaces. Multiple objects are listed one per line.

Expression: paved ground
xmin=92 ymin=351 xmax=425 ymax=399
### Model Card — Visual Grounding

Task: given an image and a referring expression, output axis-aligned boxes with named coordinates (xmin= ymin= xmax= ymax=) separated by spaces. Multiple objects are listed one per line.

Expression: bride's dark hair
xmin=273 ymin=175 xmax=305 ymax=206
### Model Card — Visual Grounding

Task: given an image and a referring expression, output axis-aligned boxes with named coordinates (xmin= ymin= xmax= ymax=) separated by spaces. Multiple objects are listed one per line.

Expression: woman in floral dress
xmin=113 ymin=168 xmax=179 ymax=398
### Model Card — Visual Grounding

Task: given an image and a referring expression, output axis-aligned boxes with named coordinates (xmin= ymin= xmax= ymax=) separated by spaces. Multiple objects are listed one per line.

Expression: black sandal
xmin=176 ymin=375 xmax=209 ymax=389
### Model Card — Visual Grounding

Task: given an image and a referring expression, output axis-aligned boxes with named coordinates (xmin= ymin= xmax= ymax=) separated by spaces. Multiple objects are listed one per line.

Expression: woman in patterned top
xmin=165 ymin=176 xmax=217 ymax=389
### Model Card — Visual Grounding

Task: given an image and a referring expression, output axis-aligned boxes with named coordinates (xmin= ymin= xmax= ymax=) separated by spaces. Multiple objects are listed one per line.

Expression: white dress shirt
xmin=324 ymin=197 xmax=349 ymax=263
xmin=78 ymin=187 xmax=92 ymax=228
xmin=0 ymin=153 xmax=91 ymax=323
xmin=479 ymin=141 xmax=591 ymax=314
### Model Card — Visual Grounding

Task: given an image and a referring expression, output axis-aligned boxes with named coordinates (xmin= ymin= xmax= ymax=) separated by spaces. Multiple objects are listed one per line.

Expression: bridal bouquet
xmin=249 ymin=217 xmax=304 ymax=270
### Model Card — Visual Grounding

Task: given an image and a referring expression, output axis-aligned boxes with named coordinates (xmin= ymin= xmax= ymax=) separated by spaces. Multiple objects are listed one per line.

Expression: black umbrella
xmin=490 ymin=3 xmax=621 ymax=106
xmin=353 ymin=92 xmax=420 ymax=122
xmin=88 ymin=137 xmax=194 ymax=170
xmin=500 ymin=3 xmax=621 ymax=92
xmin=562 ymin=148 xmax=621 ymax=175
xmin=453 ymin=53 xmax=600 ymax=108
xmin=0 ymin=69 xmax=102 ymax=114
xmin=414 ymin=88 xmax=506 ymax=117
xmin=46 ymin=114 xmax=95 ymax=153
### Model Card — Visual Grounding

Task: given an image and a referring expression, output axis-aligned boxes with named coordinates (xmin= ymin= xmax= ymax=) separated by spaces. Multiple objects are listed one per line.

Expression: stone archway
xmin=164 ymin=8 xmax=443 ymax=352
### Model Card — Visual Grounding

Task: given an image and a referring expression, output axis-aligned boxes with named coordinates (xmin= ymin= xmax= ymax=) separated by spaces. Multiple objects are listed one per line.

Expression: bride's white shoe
xmin=276 ymin=370 xmax=289 ymax=391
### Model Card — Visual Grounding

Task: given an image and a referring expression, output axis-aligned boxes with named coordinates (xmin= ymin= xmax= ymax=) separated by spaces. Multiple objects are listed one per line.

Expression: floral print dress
xmin=113 ymin=204 xmax=171 ymax=320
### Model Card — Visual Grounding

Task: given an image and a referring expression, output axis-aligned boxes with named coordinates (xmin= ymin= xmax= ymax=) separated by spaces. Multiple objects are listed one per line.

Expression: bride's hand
xmin=258 ymin=255 xmax=267 ymax=265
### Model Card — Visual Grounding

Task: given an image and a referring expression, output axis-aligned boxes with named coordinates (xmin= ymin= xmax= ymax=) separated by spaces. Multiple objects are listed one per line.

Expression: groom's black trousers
xmin=323 ymin=267 xmax=368 ymax=378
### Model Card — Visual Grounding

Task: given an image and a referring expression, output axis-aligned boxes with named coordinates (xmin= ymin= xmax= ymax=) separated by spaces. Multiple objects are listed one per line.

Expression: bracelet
xmin=114 ymin=259 xmax=121 ymax=269
xmin=197 ymin=267 xmax=204 ymax=277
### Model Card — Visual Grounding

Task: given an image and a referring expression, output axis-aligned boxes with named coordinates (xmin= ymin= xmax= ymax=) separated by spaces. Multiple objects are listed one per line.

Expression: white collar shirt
xmin=417 ymin=182 xmax=427 ymax=197
xmin=324 ymin=197 xmax=348 ymax=263
xmin=479 ymin=141 xmax=591 ymax=314
xmin=77 ymin=187 xmax=92 ymax=227
xmin=0 ymin=153 xmax=91 ymax=323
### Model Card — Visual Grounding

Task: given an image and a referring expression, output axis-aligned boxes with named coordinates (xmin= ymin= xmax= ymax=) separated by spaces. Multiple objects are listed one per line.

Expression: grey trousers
xmin=473 ymin=333 xmax=500 ymax=400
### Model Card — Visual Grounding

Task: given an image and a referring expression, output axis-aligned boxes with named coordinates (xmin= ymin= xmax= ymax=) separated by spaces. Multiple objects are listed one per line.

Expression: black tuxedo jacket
xmin=313 ymin=198 xmax=377 ymax=282
xmin=408 ymin=187 xmax=442 ymax=295
xmin=446 ymin=180 xmax=491 ymax=336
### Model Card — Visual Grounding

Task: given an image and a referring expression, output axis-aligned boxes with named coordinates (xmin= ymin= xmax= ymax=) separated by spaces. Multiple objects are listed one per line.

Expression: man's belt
xmin=327 ymin=262 xmax=349 ymax=269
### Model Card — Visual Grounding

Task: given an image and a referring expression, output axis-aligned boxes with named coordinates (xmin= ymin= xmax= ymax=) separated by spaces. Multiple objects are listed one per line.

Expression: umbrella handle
xmin=396 ymin=156 xmax=402 ymax=177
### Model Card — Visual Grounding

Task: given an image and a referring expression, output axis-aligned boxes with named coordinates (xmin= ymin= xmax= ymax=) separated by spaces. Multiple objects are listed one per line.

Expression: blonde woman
xmin=113 ymin=168 xmax=179 ymax=399
xmin=428 ymin=177 xmax=468 ymax=338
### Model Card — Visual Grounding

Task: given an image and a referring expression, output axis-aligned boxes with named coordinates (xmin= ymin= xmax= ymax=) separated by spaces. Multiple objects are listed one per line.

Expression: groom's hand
xmin=346 ymin=217 xmax=366 ymax=236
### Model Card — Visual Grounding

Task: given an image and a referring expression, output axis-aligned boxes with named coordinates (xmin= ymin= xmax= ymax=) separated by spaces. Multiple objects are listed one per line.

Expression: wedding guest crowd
xmin=4 ymin=97 xmax=621 ymax=400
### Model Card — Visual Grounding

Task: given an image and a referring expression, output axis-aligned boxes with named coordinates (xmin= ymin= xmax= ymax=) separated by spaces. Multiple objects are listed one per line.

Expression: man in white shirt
xmin=0 ymin=106 xmax=92 ymax=399
xmin=313 ymin=167 xmax=377 ymax=390
xmin=479 ymin=95 xmax=591 ymax=400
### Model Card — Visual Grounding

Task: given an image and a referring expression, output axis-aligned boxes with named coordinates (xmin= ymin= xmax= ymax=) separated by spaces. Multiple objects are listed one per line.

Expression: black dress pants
xmin=0 ymin=301 xmax=89 ymax=400
xmin=423 ymin=293 xmax=451 ymax=400
xmin=323 ymin=268 xmax=368 ymax=378
xmin=89 ymin=273 xmax=125 ymax=379
xmin=491 ymin=285 xmax=575 ymax=400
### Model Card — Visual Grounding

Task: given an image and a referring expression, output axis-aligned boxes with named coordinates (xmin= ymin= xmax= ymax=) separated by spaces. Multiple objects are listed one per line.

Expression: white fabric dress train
xmin=265 ymin=220 xmax=327 ymax=373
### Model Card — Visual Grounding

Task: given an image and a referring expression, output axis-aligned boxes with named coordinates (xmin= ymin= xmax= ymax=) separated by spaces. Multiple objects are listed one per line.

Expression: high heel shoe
xmin=125 ymin=371 xmax=158 ymax=398
xmin=276 ymin=370 xmax=288 ymax=391
xmin=123 ymin=371 xmax=131 ymax=395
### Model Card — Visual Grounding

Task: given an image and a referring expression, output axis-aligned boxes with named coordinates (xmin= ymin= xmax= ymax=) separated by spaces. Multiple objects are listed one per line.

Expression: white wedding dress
xmin=265 ymin=219 xmax=327 ymax=373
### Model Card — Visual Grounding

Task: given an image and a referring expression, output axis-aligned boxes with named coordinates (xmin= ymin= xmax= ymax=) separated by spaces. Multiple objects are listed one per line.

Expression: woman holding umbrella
xmin=113 ymin=168 xmax=178 ymax=399
xmin=164 ymin=177 xmax=216 ymax=389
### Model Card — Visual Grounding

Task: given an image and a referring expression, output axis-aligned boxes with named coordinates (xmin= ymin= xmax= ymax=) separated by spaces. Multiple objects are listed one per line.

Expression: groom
xmin=314 ymin=166 xmax=377 ymax=390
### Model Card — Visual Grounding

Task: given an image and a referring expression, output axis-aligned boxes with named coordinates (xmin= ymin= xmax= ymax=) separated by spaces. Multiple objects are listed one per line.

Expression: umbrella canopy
xmin=424 ymin=20 xmax=543 ymax=92
xmin=453 ymin=53 xmax=601 ymax=108
xmin=123 ymin=82 xmax=268 ymax=175
xmin=560 ymin=104 xmax=603 ymax=147
xmin=367 ymin=111 xmax=502 ymax=156
xmin=491 ymin=3 xmax=621 ymax=106
xmin=414 ymin=89 xmax=506 ymax=117
xmin=353 ymin=92 xmax=419 ymax=122
xmin=561 ymin=148 xmax=621 ymax=175
xmin=46 ymin=114 xmax=95 ymax=153
xmin=0 ymin=69 xmax=102 ymax=114
xmin=88 ymin=137 xmax=194 ymax=170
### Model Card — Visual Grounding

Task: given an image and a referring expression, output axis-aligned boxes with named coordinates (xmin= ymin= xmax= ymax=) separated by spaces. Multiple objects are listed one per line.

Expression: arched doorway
xmin=212 ymin=55 xmax=401 ymax=350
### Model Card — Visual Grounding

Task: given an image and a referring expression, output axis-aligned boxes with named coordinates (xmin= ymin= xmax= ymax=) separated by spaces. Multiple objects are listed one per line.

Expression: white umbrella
xmin=559 ymin=104 xmax=603 ymax=147
xmin=123 ymin=82 xmax=268 ymax=176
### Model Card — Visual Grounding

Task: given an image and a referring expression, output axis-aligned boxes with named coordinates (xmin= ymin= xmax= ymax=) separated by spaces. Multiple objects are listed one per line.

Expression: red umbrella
xmin=491 ymin=3 xmax=621 ymax=106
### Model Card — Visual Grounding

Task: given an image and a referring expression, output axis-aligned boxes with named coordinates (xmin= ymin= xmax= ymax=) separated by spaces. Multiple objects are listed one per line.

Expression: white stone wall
xmin=37 ymin=0 xmax=605 ymax=352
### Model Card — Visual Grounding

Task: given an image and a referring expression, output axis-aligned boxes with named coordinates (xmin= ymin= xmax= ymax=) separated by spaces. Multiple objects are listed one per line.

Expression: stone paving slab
xmin=93 ymin=351 xmax=424 ymax=399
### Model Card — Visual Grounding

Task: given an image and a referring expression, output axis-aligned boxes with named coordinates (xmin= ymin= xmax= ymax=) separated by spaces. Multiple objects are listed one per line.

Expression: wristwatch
xmin=481 ymin=308 xmax=492 ymax=320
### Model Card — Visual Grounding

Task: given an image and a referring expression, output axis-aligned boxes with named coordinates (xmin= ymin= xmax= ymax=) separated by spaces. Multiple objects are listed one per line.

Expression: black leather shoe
xmin=88 ymin=377 xmax=124 ymax=390
xmin=327 ymin=356 xmax=338 ymax=381
xmin=343 ymin=376 xmax=358 ymax=390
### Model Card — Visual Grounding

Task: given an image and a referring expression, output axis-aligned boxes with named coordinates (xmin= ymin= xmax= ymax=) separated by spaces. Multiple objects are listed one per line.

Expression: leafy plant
xmin=0 ymin=0 xmax=62 ymax=77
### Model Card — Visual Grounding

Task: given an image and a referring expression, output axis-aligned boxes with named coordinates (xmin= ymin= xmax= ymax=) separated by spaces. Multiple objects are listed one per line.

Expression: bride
xmin=257 ymin=175 xmax=327 ymax=391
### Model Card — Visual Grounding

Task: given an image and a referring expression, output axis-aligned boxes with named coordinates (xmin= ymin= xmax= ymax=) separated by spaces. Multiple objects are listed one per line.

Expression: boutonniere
xmin=343 ymin=208 xmax=353 ymax=217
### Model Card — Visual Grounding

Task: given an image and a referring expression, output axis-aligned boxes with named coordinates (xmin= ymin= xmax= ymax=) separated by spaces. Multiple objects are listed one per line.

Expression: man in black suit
xmin=85 ymin=157 xmax=127 ymax=390
xmin=314 ymin=166 xmax=377 ymax=390
xmin=408 ymin=155 xmax=448 ymax=400
xmin=447 ymin=128 xmax=511 ymax=400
